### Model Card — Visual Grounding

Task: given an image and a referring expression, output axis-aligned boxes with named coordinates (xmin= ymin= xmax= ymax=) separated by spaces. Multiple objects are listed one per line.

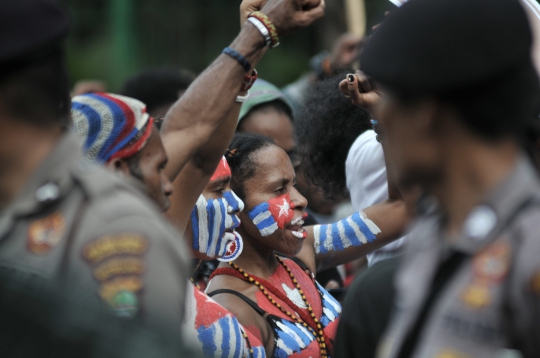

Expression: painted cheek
xmin=190 ymin=195 xmax=230 ymax=258
xmin=248 ymin=194 xmax=295 ymax=237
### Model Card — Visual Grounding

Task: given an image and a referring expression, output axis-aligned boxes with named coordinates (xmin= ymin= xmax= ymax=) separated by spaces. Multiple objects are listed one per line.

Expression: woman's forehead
xmin=251 ymin=146 xmax=295 ymax=181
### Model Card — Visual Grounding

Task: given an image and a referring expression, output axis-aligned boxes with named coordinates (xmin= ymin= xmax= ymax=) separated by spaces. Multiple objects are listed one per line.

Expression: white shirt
xmin=345 ymin=130 xmax=407 ymax=266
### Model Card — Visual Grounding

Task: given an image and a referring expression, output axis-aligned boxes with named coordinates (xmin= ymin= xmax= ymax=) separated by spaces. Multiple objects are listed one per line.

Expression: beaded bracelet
xmin=241 ymin=69 xmax=258 ymax=91
xmin=222 ymin=47 xmax=251 ymax=73
xmin=247 ymin=17 xmax=272 ymax=48
xmin=248 ymin=11 xmax=279 ymax=48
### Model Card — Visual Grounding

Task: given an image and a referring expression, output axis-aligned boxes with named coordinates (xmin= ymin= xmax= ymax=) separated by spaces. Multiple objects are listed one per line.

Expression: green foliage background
xmin=61 ymin=0 xmax=395 ymax=91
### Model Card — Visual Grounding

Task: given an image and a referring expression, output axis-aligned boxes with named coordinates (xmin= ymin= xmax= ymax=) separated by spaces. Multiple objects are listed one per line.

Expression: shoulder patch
xmin=27 ymin=212 xmax=65 ymax=254
xmin=82 ymin=233 xmax=148 ymax=264
xmin=529 ymin=267 xmax=540 ymax=295
xmin=93 ymin=257 xmax=146 ymax=281
xmin=99 ymin=275 xmax=143 ymax=318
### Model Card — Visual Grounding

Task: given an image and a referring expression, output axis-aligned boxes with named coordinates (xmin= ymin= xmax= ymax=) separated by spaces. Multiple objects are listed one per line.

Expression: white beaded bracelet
xmin=236 ymin=90 xmax=250 ymax=103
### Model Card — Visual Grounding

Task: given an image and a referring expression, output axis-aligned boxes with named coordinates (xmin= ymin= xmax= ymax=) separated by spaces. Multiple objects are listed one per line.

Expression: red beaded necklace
xmin=223 ymin=255 xmax=332 ymax=358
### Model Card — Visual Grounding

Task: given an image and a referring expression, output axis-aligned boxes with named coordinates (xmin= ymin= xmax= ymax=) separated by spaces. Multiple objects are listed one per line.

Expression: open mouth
xmin=287 ymin=216 xmax=307 ymax=239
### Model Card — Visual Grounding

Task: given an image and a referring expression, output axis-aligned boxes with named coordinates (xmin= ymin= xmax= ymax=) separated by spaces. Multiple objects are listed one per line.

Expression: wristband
xmin=248 ymin=11 xmax=279 ymax=48
xmin=222 ymin=47 xmax=251 ymax=73
xmin=236 ymin=90 xmax=250 ymax=103
xmin=241 ymin=69 xmax=258 ymax=91
xmin=247 ymin=17 xmax=272 ymax=48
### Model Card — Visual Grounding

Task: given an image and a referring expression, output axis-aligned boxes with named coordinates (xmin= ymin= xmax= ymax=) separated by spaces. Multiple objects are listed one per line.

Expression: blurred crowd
xmin=1 ymin=0 xmax=540 ymax=357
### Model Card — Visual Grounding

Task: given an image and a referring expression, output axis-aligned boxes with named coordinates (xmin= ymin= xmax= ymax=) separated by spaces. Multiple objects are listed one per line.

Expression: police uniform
xmin=377 ymin=156 xmax=540 ymax=358
xmin=0 ymin=0 xmax=190 ymax=333
xmin=0 ymin=132 xmax=190 ymax=333
xmin=355 ymin=0 xmax=540 ymax=356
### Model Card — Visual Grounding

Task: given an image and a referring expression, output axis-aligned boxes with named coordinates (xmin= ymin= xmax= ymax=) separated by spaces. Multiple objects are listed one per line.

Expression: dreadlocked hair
xmin=226 ymin=132 xmax=276 ymax=200
xmin=295 ymin=73 xmax=372 ymax=199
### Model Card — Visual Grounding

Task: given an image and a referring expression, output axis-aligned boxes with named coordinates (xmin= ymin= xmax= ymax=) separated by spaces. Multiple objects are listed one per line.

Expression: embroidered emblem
xmin=82 ymin=233 xmax=148 ymax=264
xmin=282 ymin=283 xmax=308 ymax=309
xmin=461 ymin=283 xmax=491 ymax=309
xmin=436 ymin=349 xmax=471 ymax=358
xmin=99 ymin=275 xmax=143 ymax=317
xmin=93 ymin=257 xmax=145 ymax=281
xmin=473 ymin=241 xmax=511 ymax=283
xmin=27 ymin=212 xmax=65 ymax=254
xmin=528 ymin=267 xmax=540 ymax=295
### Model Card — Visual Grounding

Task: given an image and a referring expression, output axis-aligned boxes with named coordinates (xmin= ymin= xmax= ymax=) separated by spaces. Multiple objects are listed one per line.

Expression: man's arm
xmin=163 ymin=0 xmax=325 ymax=232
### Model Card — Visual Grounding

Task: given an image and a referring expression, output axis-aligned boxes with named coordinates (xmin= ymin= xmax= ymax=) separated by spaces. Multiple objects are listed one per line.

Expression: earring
xmin=217 ymin=232 xmax=244 ymax=262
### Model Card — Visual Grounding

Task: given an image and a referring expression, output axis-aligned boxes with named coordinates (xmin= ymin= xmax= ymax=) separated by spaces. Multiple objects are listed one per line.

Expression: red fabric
xmin=109 ymin=117 xmax=154 ymax=161
xmin=98 ymin=92 xmax=136 ymax=148
xmin=211 ymin=261 xmax=335 ymax=353
xmin=190 ymin=286 xmax=265 ymax=353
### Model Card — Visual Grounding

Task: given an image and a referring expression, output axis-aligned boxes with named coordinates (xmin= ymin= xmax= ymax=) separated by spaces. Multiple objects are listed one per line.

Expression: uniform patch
xmin=472 ymin=241 xmax=511 ymax=283
xmin=461 ymin=283 xmax=491 ymax=309
xmin=27 ymin=212 xmax=65 ymax=254
xmin=436 ymin=349 xmax=471 ymax=358
xmin=93 ymin=257 xmax=146 ymax=281
xmin=528 ymin=267 xmax=540 ymax=295
xmin=99 ymin=275 xmax=143 ymax=317
xmin=83 ymin=233 xmax=148 ymax=264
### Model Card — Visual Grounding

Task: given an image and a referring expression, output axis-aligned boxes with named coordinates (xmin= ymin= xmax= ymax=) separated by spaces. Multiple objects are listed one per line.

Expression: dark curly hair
xmin=295 ymin=73 xmax=372 ymax=198
xmin=226 ymin=132 xmax=276 ymax=200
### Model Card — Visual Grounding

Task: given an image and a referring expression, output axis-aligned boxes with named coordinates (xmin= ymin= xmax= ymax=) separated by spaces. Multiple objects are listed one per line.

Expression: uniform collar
xmin=2 ymin=132 xmax=82 ymax=218
xmin=450 ymin=154 xmax=540 ymax=254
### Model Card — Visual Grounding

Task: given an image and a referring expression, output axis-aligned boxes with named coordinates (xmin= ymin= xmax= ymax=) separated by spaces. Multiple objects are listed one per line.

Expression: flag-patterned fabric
xmin=71 ymin=92 xmax=153 ymax=163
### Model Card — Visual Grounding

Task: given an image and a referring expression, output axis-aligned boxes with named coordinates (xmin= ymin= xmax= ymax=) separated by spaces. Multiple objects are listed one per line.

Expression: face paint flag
xmin=210 ymin=156 xmax=232 ymax=181
xmin=191 ymin=190 xmax=244 ymax=259
xmin=248 ymin=194 xmax=295 ymax=237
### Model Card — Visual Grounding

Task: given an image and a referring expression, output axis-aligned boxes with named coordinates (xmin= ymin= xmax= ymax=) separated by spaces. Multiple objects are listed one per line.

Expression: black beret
xmin=0 ymin=0 xmax=70 ymax=65
xmin=361 ymin=0 xmax=533 ymax=93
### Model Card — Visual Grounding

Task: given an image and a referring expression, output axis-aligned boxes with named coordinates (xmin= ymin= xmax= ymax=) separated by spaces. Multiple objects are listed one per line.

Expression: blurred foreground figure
xmin=0 ymin=0 xmax=190 ymax=337
xmin=341 ymin=0 xmax=540 ymax=357
xmin=0 ymin=272 xmax=197 ymax=357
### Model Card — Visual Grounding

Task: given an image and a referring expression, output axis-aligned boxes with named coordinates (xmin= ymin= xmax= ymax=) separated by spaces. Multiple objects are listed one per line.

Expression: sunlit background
xmin=61 ymin=0 xmax=395 ymax=91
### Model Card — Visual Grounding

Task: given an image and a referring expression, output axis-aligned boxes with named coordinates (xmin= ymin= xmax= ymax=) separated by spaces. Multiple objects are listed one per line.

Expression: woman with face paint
xmin=177 ymin=157 xmax=268 ymax=358
xmin=206 ymin=133 xmax=407 ymax=358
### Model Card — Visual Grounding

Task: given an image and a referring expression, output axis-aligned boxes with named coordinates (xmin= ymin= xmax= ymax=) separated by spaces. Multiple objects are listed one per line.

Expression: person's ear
xmin=106 ymin=158 xmax=131 ymax=177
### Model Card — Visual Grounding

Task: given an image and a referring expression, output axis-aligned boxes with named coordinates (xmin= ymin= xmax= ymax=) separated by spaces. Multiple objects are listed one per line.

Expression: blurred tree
xmin=61 ymin=0 xmax=395 ymax=91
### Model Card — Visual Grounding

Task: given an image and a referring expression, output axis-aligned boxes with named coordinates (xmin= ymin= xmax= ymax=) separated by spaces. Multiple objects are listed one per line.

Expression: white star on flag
xmin=277 ymin=199 xmax=290 ymax=217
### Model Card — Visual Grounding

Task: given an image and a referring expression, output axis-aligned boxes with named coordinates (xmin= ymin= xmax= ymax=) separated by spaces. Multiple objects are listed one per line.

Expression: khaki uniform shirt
xmin=378 ymin=156 xmax=540 ymax=358
xmin=0 ymin=133 xmax=190 ymax=334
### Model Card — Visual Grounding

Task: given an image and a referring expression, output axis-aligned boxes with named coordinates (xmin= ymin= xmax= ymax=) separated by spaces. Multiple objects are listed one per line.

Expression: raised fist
xmin=339 ymin=70 xmax=382 ymax=116
xmin=261 ymin=0 xmax=325 ymax=37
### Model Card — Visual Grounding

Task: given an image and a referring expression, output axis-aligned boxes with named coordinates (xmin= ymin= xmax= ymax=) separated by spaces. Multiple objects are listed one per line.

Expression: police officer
xmin=340 ymin=0 xmax=540 ymax=357
xmin=0 ymin=0 xmax=190 ymax=335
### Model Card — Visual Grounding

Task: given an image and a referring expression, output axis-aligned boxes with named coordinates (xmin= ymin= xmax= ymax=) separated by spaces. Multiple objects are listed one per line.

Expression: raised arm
xmin=163 ymin=0 xmax=325 ymax=232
